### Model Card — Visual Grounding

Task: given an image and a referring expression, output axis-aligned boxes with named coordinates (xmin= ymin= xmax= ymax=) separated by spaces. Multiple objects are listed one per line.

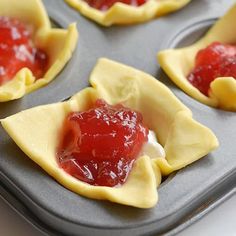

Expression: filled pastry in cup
xmin=1 ymin=58 xmax=218 ymax=208
xmin=65 ymin=0 xmax=191 ymax=26
xmin=0 ymin=0 xmax=78 ymax=102
xmin=158 ymin=3 xmax=236 ymax=111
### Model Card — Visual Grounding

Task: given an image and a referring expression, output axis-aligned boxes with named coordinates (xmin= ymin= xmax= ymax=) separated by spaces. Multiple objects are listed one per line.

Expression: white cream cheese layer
xmin=141 ymin=130 xmax=165 ymax=159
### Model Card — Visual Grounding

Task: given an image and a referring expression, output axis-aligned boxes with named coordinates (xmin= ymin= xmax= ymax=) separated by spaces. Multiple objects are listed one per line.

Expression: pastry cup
xmin=158 ymin=3 xmax=236 ymax=111
xmin=1 ymin=58 xmax=218 ymax=208
xmin=0 ymin=0 xmax=78 ymax=102
xmin=65 ymin=0 xmax=191 ymax=26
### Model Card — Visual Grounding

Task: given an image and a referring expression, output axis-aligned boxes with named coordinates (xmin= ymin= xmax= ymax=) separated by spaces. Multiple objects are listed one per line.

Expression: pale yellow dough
xmin=1 ymin=58 xmax=218 ymax=208
xmin=0 ymin=0 xmax=78 ymax=102
xmin=65 ymin=0 xmax=191 ymax=26
xmin=158 ymin=3 xmax=236 ymax=111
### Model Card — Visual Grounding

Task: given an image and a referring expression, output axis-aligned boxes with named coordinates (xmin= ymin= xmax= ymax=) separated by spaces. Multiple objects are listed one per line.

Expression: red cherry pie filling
xmin=187 ymin=42 xmax=236 ymax=96
xmin=83 ymin=0 xmax=148 ymax=11
xmin=0 ymin=16 xmax=48 ymax=86
xmin=57 ymin=99 xmax=149 ymax=187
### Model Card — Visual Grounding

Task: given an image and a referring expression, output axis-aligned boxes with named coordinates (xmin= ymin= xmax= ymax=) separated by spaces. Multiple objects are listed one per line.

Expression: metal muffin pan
xmin=0 ymin=0 xmax=236 ymax=235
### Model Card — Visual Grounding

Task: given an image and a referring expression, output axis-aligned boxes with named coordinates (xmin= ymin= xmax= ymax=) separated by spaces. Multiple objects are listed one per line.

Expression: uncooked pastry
xmin=158 ymin=3 xmax=236 ymax=111
xmin=65 ymin=0 xmax=191 ymax=26
xmin=0 ymin=0 xmax=78 ymax=102
xmin=1 ymin=58 xmax=218 ymax=208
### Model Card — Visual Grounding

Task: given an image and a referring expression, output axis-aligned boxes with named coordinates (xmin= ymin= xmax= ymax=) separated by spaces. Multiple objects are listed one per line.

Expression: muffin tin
xmin=0 ymin=0 xmax=236 ymax=235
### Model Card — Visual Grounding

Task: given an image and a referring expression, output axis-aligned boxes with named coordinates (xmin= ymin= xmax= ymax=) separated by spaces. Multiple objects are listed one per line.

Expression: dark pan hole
xmin=160 ymin=172 xmax=177 ymax=188
xmin=50 ymin=18 xmax=61 ymax=28
xmin=61 ymin=96 xmax=71 ymax=102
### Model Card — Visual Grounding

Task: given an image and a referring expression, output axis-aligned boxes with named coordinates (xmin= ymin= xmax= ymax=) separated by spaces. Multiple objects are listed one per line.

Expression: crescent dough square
xmin=65 ymin=0 xmax=191 ymax=26
xmin=158 ymin=3 xmax=236 ymax=111
xmin=0 ymin=0 xmax=78 ymax=102
xmin=1 ymin=58 xmax=218 ymax=208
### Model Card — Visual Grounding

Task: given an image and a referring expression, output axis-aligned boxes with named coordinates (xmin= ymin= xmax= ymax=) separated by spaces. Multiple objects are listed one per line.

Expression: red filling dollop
xmin=0 ymin=17 xmax=48 ymax=86
xmin=57 ymin=99 xmax=148 ymax=187
xmin=84 ymin=0 xmax=147 ymax=11
xmin=187 ymin=42 xmax=236 ymax=96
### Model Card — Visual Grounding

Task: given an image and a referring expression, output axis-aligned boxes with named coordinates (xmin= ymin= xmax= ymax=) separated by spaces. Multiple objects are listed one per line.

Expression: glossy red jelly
xmin=187 ymin=42 xmax=236 ymax=96
xmin=57 ymin=99 xmax=148 ymax=187
xmin=0 ymin=17 xmax=48 ymax=86
xmin=84 ymin=0 xmax=147 ymax=11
